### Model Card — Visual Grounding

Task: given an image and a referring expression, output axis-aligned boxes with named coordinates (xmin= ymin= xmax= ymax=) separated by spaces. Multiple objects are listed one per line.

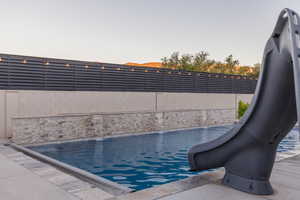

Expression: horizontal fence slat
xmin=0 ymin=53 xmax=257 ymax=93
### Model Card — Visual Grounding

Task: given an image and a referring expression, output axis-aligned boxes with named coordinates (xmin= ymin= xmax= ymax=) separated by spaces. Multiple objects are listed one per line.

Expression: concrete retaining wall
xmin=0 ymin=90 xmax=253 ymax=144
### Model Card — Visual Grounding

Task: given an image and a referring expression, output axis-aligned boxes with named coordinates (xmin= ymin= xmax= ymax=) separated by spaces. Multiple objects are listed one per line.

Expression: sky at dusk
xmin=0 ymin=0 xmax=300 ymax=65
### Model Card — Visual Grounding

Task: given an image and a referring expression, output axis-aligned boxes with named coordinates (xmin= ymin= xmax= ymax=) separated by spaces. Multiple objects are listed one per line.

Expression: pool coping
xmin=107 ymin=169 xmax=226 ymax=200
xmin=12 ymin=108 xmax=235 ymax=120
xmin=9 ymin=143 xmax=133 ymax=196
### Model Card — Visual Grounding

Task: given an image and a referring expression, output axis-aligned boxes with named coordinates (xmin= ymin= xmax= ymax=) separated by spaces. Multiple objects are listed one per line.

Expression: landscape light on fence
xmin=0 ymin=54 xmax=257 ymax=94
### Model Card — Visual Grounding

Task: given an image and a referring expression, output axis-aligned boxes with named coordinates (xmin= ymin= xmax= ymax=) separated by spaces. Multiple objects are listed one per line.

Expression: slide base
xmin=222 ymin=171 xmax=273 ymax=195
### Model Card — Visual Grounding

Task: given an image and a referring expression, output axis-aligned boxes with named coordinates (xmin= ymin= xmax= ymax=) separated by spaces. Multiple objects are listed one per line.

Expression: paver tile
xmin=158 ymin=184 xmax=264 ymax=200
xmin=74 ymin=188 xmax=113 ymax=200
xmin=270 ymin=169 xmax=300 ymax=191
xmin=0 ymin=173 xmax=79 ymax=200
xmin=0 ymin=156 xmax=32 ymax=179
xmin=261 ymin=182 xmax=300 ymax=200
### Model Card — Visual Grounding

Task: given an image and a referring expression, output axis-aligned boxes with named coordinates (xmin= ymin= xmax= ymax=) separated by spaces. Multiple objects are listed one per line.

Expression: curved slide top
xmin=188 ymin=8 xmax=300 ymax=195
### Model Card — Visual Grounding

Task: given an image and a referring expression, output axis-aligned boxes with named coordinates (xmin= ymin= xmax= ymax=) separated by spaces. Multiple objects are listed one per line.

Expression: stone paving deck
xmin=1 ymin=138 xmax=300 ymax=200
xmin=0 ymin=153 xmax=79 ymax=200
xmin=0 ymin=144 xmax=113 ymax=200
xmin=109 ymin=154 xmax=300 ymax=200
xmin=157 ymin=155 xmax=300 ymax=200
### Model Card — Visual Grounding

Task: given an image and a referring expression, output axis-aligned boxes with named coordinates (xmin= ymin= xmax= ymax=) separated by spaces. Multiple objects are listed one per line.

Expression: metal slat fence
xmin=0 ymin=54 xmax=257 ymax=93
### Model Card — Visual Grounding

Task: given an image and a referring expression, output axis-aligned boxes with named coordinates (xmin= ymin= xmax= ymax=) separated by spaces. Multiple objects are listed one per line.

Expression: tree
xmin=179 ymin=54 xmax=193 ymax=70
xmin=161 ymin=52 xmax=180 ymax=69
xmin=161 ymin=57 xmax=168 ymax=67
xmin=168 ymin=52 xmax=180 ymax=68
xmin=224 ymin=55 xmax=239 ymax=74
xmin=193 ymin=51 xmax=216 ymax=72
xmin=161 ymin=52 xmax=259 ymax=77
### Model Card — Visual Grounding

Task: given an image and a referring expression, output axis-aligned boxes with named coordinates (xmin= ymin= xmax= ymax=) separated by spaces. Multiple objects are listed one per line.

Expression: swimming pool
xmin=29 ymin=125 xmax=300 ymax=191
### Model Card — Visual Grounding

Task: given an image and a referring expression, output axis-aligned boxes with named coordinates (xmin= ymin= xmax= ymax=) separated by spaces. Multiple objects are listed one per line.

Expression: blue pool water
xmin=29 ymin=126 xmax=300 ymax=191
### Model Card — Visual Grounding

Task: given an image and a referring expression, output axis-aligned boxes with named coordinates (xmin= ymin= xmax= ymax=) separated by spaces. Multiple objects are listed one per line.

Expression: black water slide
xmin=188 ymin=8 xmax=300 ymax=195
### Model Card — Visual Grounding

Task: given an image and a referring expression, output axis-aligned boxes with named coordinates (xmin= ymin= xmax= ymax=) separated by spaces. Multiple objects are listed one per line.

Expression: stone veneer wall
xmin=11 ymin=109 xmax=235 ymax=144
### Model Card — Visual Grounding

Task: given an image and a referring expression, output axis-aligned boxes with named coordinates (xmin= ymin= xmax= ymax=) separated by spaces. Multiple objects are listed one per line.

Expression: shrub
xmin=238 ymin=100 xmax=250 ymax=119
